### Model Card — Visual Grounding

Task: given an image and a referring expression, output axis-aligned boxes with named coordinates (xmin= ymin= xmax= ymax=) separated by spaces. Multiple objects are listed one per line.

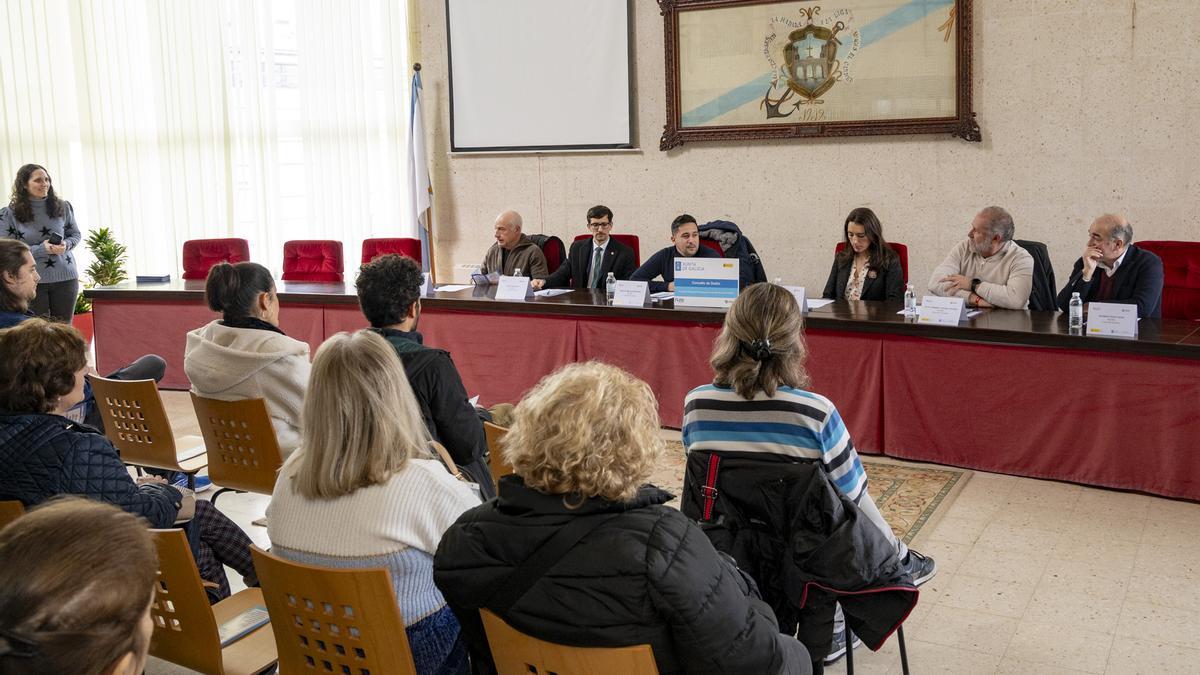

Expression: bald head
xmin=494 ymin=210 xmax=524 ymax=250
xmin=1087 ymin=213 xmax=1133 ymax=266
xmin=1092 ymin=214 xmax=1132 ymax=245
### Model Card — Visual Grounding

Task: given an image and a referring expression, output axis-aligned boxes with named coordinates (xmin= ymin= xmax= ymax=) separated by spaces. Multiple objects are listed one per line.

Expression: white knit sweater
xmin=184 ymin=320 xmax=310 ymax=454
xmin=266 ymin=456 xmax=480 ymax=623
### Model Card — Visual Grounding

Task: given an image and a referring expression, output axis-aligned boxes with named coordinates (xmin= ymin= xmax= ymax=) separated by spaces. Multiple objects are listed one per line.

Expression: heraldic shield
xmin=783 ymin=21 xmax=844 ymax=101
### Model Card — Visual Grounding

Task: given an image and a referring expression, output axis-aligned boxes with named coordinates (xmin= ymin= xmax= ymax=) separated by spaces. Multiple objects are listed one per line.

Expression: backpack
xmin=699 ymin=220 xmax=768 ymax=288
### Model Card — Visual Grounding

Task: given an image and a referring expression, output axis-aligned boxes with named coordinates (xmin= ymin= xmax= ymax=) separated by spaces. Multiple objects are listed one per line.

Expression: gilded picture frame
xmin=659 ymin=0 xmax=981 ymax=150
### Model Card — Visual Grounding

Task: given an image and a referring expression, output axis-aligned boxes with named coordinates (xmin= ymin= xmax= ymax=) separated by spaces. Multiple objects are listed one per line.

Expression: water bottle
xmin=1069 ymin=292 xmax=1083 ymax=330
xmin=605 ymin=272 xmax=616 ymax=304
xmin=513 ymin=267 xmax=522 ymax=278
xmin=904 ymin=284 xmax=917 ymax=314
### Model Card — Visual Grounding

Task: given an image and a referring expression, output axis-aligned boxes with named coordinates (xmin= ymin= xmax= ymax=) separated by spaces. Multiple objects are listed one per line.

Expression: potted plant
xmin=72 ymin=228 xmax=129 ymax=345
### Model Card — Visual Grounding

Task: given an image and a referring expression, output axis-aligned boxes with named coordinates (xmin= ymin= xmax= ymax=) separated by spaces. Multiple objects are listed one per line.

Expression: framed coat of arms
xmin=658 ymin=0 xmax=980 ymax=150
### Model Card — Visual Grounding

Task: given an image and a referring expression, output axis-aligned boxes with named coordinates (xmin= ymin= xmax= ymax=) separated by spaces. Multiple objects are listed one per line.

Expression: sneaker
xmin=823 ymin=627 xmax=862 ymax=665
xmin=172 ymin=473 xmax=213 ymax=493
xmin=901 ymin=549 xmax=937 ymax=586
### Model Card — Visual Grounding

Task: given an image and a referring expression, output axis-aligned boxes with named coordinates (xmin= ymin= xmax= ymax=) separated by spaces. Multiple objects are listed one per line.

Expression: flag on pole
xmin=406 ymin=67 xmax=432 ymax=273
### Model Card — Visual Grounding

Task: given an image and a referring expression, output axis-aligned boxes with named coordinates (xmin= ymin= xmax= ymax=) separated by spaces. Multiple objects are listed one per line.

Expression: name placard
xmin=917 ymin=296 xmax=968 ymax=326
xmin=612 ymin=280 xmax=650 ymax=307
xmin=495 ymin=275 xmax=531 ymax=301
xmin=1086 ymin=302 xmax=1138 ymax=337
xmin=782 ymin=285 xmax=807 ymax=313
xmin=675 ymin=257 xmax=740 ymax=308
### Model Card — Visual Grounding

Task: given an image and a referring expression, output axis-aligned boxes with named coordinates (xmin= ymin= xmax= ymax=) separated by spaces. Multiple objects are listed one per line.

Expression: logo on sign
xmin=675 ymin=261 xmax=682 ymax=271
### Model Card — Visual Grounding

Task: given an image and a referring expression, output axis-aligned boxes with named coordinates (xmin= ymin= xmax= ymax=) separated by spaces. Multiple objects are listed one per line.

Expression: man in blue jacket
xmin=1055 ymin=214 xmax=1164 ymax=318
xmin=631 ymin=214 xmax=722 ymax=293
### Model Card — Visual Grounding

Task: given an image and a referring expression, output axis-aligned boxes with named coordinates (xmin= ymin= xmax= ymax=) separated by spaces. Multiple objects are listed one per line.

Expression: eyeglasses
xmin=588 ymin=222 xmax=613 ymax=230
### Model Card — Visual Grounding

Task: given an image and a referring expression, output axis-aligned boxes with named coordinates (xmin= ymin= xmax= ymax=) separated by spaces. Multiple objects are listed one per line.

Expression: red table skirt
xmin=92 ymin=299 xmax=1200 ymax=499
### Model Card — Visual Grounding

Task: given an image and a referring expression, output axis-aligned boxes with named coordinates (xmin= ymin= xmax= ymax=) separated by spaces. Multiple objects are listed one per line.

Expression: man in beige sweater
xmin=928 ymin=206 xmax=1034 ymax=309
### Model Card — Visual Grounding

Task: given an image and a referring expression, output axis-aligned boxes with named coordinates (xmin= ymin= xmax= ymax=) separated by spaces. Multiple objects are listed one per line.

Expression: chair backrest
xmin=572 ymin=234 xmax=642 ymax=267
xmin=190 ymin=395 xmax=284 ymax=496
xmin=0 ymin=500 xmax=25 ymax=530
xmin=1014 ymin=239 xmax=1057 ymax=311
xmin=250 ymin=546 xmax=418 ymax=675
xmin=87 ymin=376 xmax=186 ymax=472
xmin=282 ymin=240 xmax=344 ymax=282
xmin=1135 ymin=240 xmax=1200 ymax=319
xmin=834 ymin=241 xmax=909 ymax=284
xmin=699 ymin=239 xmax=724 ymax=256
xmin=362 ymin=237 xmax=422 ymax=266
xmin=480 ymin=609 xmax=659 ymax=675
xmin=537 ymin=235 xmax=567 ymax=275
xmin=149 ymin=529 xmax=224 ymax=674
xmin=483 ymin=421 xmax=513 ymax=486
xmin=182 ymin=238 xmax=251 ymax=280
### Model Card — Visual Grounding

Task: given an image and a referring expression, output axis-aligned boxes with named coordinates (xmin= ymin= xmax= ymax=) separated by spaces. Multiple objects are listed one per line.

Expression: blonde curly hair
xmin=503 ymin=362 xmax=663 ymax=503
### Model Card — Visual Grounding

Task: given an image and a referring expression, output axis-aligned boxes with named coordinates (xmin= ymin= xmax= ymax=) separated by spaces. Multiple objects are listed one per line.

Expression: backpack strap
xmin=486 ymin=511 xmax=623 ymax=614
xmin=701 ymin=453 xmax=722 ymax=522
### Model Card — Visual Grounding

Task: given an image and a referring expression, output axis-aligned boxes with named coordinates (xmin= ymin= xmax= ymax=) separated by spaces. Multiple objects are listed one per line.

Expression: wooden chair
xmin=250 ymin=546 xmax=419 ymax=675
xmin=480 ymin=608 xmax=659 ymax=675
xmin=149 ymin=529 xmax=277 ymax=675
xmin=0 ymin=500 xmax=25 ymax=530
xmin=190 ymin=395 xmax=285 ymax=508
xmin=88 ymin=376 xmax=207 ymax=489
xmin=483 ymin=421 xmax=514 ymax=485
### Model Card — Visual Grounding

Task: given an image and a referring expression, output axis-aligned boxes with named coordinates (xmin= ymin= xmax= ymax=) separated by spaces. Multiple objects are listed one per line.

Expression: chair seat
xmin=212 ymin=587 xmax=278 ymax=675
xmin=176 ymin=435 xmax=208 ymax=463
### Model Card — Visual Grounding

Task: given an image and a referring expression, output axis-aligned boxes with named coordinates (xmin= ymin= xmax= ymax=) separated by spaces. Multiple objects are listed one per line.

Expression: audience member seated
xmin=1055 ymin=214 xmax=1164 ymax=319
xmin=682 ymin=283 xmax=935 ymax=667
xmin=0 ymin=498 xmax=159 ymax=675
xmin=0 ymin=239 xmax=166 ymax=430
xmin=928 ymin=206 xmax=1034 ymax=309
xmin=434 ymin=361 xmax=811 ymax=675
xmin=479 ymin=210 xmax=548 ymax=278
xmin=0 ymin=319 xmax=258 ymax=601
xmin=267 ymin=330 xmax=478 ymax=675
xmin=531 ymin=205 xmax=637 ymax=290
xmin=822 ymin=207 xmax=905 ymax=302
xmin=185 ymin=261 xmax=310 ymax=456
xmin=356 ymin=254 xmax=496 ymax=499
xmin=630 ymin=213 xmax=722 ymax=293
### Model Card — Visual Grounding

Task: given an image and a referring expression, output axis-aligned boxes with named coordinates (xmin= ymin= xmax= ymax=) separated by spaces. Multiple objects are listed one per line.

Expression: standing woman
xmin=0 ymin=164 xmax=81 ymax=322
xmin=821 ymin=207 xmax=904 ymax=302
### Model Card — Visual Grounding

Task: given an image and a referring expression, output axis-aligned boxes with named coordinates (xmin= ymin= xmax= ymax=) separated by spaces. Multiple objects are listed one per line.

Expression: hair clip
xmin=742 ymin=338 xmax=773 ymax=362
xmin=0 ymin=629 xmax=38 ymax=659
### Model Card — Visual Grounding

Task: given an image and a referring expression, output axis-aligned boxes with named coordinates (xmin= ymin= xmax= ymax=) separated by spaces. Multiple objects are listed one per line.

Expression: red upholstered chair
xmin=539 ymin=236 xmax=567 ymax=275
xmin=181 ymin=238 xmax=250 ymax=280
xmin=835 ymin=241 xmax=909 ymax=284
xmin=361 ymin=237 xmax=422 ymax=265
xmin=573 ymin=234 xmax=641 ymax=266
xmin=700 ymin=239 xmax=724 ymax=256
xmin=1136 ymin=240 xmax=1200 ymax=319
xmin=282 ymin=240 xmax=344 ymax=282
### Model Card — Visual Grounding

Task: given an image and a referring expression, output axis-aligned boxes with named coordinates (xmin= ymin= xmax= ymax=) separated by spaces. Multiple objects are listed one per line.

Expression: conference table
xmin=86 ymin=281 xmax=1200 ymax=501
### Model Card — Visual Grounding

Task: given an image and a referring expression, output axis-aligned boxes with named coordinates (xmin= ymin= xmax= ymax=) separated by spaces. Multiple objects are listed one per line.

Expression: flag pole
xmin=414 ymin=63 xmax=438 ymax=283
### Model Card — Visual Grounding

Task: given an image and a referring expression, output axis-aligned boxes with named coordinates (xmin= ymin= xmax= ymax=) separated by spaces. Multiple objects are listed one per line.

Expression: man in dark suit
xmin=531 ymin=205 xmax=637 ymax=290
xmin=1056 ymin=214 xmax=1163 ymax=318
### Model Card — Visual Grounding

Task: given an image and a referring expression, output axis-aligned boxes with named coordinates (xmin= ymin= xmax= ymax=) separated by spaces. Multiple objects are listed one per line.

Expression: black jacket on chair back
xmin=433 ymin=475 xmax=810 ymax=675
xmin=681 ymin=451 xmax=918 ymax=661
xmin=1015 ymin=239 xmax=1057 ymax=311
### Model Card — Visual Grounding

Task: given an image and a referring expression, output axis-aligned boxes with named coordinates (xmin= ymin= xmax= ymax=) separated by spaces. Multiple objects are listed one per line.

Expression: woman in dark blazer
xmin=821 ymin=207 xmax=904 ymax=302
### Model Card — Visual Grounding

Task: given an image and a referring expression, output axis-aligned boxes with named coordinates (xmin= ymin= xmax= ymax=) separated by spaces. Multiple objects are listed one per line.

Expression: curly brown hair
xmin=8 ymin=164 xmax=64 ymax=223
xmin=0 ymin=318 xmax=87 ymax=413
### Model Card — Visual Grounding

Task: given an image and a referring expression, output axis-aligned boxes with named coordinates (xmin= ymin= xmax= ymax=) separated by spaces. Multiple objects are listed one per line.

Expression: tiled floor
xmin=148 ymin=392 xmax=1200 ymax=675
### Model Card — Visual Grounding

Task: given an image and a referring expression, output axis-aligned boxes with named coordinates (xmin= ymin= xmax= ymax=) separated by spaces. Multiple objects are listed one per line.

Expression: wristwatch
xmin=969 ymin=278 xmax=981 ymax=293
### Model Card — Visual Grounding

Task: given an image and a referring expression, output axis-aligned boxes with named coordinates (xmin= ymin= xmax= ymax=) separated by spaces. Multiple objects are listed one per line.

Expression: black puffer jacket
xmin=434 ymin=476 xmax=810 ymax=675
xmin=0 ymin=412 xmax=181 ymax=527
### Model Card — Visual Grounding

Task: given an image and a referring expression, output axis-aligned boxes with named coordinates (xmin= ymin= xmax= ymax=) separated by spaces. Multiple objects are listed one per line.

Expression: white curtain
xmin=0 ymin=0 xmax=414 ymax=277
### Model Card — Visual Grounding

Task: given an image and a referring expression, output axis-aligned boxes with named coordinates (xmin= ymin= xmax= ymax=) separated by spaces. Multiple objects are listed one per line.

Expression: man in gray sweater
xmin=479 ymin=210 xmax=548 ymax=278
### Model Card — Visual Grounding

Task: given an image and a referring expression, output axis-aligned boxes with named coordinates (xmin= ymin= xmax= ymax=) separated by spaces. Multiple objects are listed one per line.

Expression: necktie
xmin=588 ymin=247 xmax=604 ymax=288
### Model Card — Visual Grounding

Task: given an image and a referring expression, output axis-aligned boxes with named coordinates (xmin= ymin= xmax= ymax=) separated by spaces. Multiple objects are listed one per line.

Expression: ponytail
xmin=204 ymin=262 xmax=274 ymax=319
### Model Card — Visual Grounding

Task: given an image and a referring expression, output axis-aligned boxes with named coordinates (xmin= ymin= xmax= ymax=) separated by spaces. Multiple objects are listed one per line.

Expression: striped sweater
xmin=682 ymin=384 xmax=869 ymax=504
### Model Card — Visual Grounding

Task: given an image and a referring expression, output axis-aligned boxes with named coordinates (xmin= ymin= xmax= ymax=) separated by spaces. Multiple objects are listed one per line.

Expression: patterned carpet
xmin=650 ymin=440 xmax=968 ymax=544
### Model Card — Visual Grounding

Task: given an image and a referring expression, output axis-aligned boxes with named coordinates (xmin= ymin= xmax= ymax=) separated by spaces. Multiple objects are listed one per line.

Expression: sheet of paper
xmin=468 ymin=395 xmax=480 ymax=407
xmin=533 ymin=288 xmax=572 ymax=297
xmin=650 ymin=292 xmax=674 ymax=300
xmin=806 ymin=299 xmax=835 ymax=310
xmin=435 ymin=284 xmax=473 ymax=292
